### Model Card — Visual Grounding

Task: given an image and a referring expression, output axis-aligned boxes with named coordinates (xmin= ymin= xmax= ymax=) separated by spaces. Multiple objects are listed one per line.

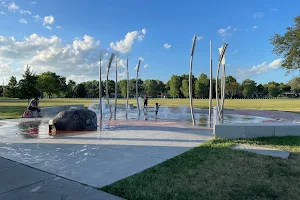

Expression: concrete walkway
xmin=0 ymin=157 xmax=123 ymax=200
xmin=0 ymin=119 xmax=213 ymax=188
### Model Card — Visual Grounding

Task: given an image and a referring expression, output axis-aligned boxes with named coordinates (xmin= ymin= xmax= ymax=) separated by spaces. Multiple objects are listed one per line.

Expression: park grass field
xmin=101 ymin=137 xmax=300 ymax=200
xmin=0 ymin=98 xmax=300 ymax=119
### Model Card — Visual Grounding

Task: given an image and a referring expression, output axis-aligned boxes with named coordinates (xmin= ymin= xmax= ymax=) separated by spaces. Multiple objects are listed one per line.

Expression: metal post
xmin=136 ymin=59 xmax=141 ymax=117
xmin=99 ymin=52 xmax=102 ymax=121
xmin=114 ymin=56 xmax=118 ymax=120
xmin=209 ymin=41 xmax=213 ymax=127
xmin=106 ymin=53 xmax=115 ymax=120
xmin=189 ymin=34 xmax=197 ymax=126
xmin=126 ymin=57 xmax=129 ymax=120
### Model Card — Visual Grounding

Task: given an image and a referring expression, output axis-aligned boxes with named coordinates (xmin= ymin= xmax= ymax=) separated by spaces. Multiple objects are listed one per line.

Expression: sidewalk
xmin=0 ymin=157 xmax=123 ymax=200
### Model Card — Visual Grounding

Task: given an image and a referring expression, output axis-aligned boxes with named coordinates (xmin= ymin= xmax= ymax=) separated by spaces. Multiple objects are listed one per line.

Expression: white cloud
xmin=233 ymin=50 xmax=239 ymax=54
xmin=0 ymin=34 xmax=109 ymax=82
xmin=56 ymin=26 xmax=63 ymax=29
xmin=31 ymin=2 xmax=37 ymax=5
xmin=110 ymin=28 xmax=146 ymax=53
xmin=144 ymin=64 xmax=149 ymax=69
xmin=0 ymin=11 xmax=6 ymax=15
xmin=33 ymin=15 xmax=42 ymax=22
xmin=19 ymin=18 xmax=27 ymax=24
xmin=236 ymin=58 xmax=283 ymax=78
xmin=45 ymin=26 xmax=52 ymax=30
xmin=253 ymin=25 xmax=259 ymax=29
xmin=196 ymin=36 xmax=203 ymax=40
xmin=8 ymin=2 xmax=19 ymax=12
xmin=270 ymin=8 xmax=278 ymax=12
xmin=20 ymin=10 xmax=32 ymax=15
xmin=43 ymin=15 xmax=54 ymax=25
xmin=233 ymin=28 xmax=238 ymax=31
xmin=164 ymin=43 xmax=171 ymax=49
xmin=139 ymin=57 xmax=144 ymax=61
xmin=218 ymin=26 xmax=232 ymax=37
xmin=253 ymin=12 xmax=264 ymax=19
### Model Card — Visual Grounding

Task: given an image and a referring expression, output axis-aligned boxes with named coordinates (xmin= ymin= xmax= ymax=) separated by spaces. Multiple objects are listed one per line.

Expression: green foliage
xmin=180 ymin=79 xmax=189 ymax=98
xmin=270 ymin=16 xmax=300 ymax=72
xmin=268 ymin=83 xmax=282 ymax=97
xmin=5 ymin=76 xmax=19 ymax=98
xmin=242 ymin=79 xmax=256 ymax=98
xmin=143 ymin=79 xmax=158 ymax=97
xmin=65 ymin=80 xmax=77 ymax=98
xmin=118 ymin=80 xmax=127 ymax=98
xmin=168 ymin=75 xmax=181 ymax=97
xmin=225 ymin=75 xmax=240 ymax=99
xmin=195 ymin=73 xmax=209 ymax=98
xmin=74 ymin=83 xmax=87 ymax=98
xmin=288 ymin=77 xmax=300 ymax=95
xmin=83 ymin=80 xmax=99 ymax=98
xmin=18 ymin=66 xmax=40 ymax=101
xmin=38 ymin=71 xmax=65 ymax=97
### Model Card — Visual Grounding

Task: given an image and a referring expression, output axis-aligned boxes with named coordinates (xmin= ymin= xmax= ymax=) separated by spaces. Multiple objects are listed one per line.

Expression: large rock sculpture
xmin=49 ymin=109 xmax=97 ymax=134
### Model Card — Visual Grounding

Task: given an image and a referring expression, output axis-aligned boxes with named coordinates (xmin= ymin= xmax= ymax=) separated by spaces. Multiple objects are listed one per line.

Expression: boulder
xmin=50 ymin=109 xmax=97 ymax=131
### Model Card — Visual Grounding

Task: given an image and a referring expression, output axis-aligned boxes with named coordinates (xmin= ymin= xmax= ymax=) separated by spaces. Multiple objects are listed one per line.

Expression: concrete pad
xmin=215 ymin=124 xmax=246 ymax=139
xmin=245 ymin=125 xmax=274 ymax=138
xmin=232 ymin=144 xmax=290 ymax=159
xmin=275 ymin=125 xmax=300 ymax=137
xmin=0 ymin=157 xmax=19 ymax=169
xmin=0 ymin=176 xmax=123 ymax=200
xmin=0 ymin=164 xmax=54 ymax=194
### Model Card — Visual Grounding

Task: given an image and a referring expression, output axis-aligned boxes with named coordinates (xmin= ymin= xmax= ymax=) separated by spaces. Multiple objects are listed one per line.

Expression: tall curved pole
xmin=99 ymin=51 xmax=103 ymax=121
xmin=209 ymin=41 xmax=213 ymax=127
xmin=189 ymin=34 xmax=197 ymax=126
xmin=106 ymin=53 xmax=115 ymax=120
xmin=114 ymin=56 xmax=118 ymax=120
xmin=126 ymin=57 xmax=129 ymax=120
xmin=136 ymin=59 xmax=141 ymax=117
xmin=216 ymin=43 xmax=228 ymax=123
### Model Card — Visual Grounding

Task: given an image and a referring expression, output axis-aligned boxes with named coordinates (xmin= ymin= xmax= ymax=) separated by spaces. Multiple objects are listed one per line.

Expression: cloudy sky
xmin=0 ymin=0 xmax=299 ymax=84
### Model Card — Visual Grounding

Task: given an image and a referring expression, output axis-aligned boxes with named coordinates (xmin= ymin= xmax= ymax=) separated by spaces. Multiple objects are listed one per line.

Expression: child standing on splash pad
xmin=155 ymin=103 xmax=160 ymax=119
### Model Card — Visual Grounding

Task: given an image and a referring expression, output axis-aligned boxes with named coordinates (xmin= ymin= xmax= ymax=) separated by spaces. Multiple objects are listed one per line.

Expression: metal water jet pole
xmin=189 ymin=34 xmax=197 ymax=126
xmin=215 ymin=43 xmax=228 ymax=123
xmin=114 ymin=56 xmax=118 ymax=120
xmin=126 ymin=57 xmax=129 ymax=120
xmin=106 ymin=53 xmax=115 ymax=120
xmin=136 ymin=59 xmax=141 ymax=117
xmin=99 ymin=52 xmax=102 ymax=121
xmin=209 ymin=41 xmax=213 ymax=127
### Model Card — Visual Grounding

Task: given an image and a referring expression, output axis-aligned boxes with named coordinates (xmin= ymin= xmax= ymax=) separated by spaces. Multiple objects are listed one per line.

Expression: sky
xmin=0 ymin=0 xmax=300 ymax=85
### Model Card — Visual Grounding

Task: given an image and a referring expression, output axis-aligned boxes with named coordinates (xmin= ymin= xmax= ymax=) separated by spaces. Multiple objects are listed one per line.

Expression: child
xmin=155 ymin=103 xmax=160 ymax=119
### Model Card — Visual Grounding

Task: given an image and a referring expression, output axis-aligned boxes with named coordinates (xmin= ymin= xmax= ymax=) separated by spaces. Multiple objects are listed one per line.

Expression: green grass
xmin=101 ymin=137 xmax=300 ymax=200
xmin=1 ymin=98 xmax=300 ymax=119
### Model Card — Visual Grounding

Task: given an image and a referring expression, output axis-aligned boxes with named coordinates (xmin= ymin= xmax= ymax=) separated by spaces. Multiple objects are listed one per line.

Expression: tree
xmin=241 ymin=79 xmax=256 ymax=98
xmin=180 ymin=79 xmax=189 ymax=98
xmin=18 ymin=66 xmax=40 ymax=102
xmin=256 ymin=84 xmax=268 ymax=97
xmin=103 ymin=80 xmax=115 ymax=97
xmin=37 ymin=72 xmax=65 ymax=98
xmin=168 ymin=75 xmax=181 ymax=98
xmin=143 ymin=79 xmax=158 ymax=97
xmin=5 ymin=76 xmax=19 ymax=98
xmin=65 ymin=80 xmax=77 ymax=98
xmin=83 ymin=80 xmax=99 ymax=98
xmin=225 ymin=75 xmax=240 ymax=99
xmin=268 ymin=83 xmax=281 ymax=97
xmin=74 ymin=83 xmax=87 ymax=98
xmin=280 ymin=83 xmax=291 ymax=92
xmin=118 ymin=80 xmax=127 ymax=98
xmin=156 ymin=80 xmax=165 ymax=98
xmin=288 ymin=77 xmax=300 ymax=96
xmin=270 ymin=16 xmax=300 ymax=72
xmin=195 ymin=73 xmax=209 ymax=98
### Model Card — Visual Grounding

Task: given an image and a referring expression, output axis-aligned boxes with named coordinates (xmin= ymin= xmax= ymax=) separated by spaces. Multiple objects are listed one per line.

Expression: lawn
xmin=1 ymin=98 xmax=300 ymax=119
xmin=101 ymin=137 xmax=300 ymax=200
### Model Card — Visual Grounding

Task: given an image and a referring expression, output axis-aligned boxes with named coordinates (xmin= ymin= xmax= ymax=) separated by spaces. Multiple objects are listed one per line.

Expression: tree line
xmin=1 ymin=66 xmax=300 ymax=101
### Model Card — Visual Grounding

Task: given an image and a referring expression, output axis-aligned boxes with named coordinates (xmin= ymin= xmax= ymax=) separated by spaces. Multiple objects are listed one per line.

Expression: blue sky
xmin=0 ymin=0 xmax=299 ymax=84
